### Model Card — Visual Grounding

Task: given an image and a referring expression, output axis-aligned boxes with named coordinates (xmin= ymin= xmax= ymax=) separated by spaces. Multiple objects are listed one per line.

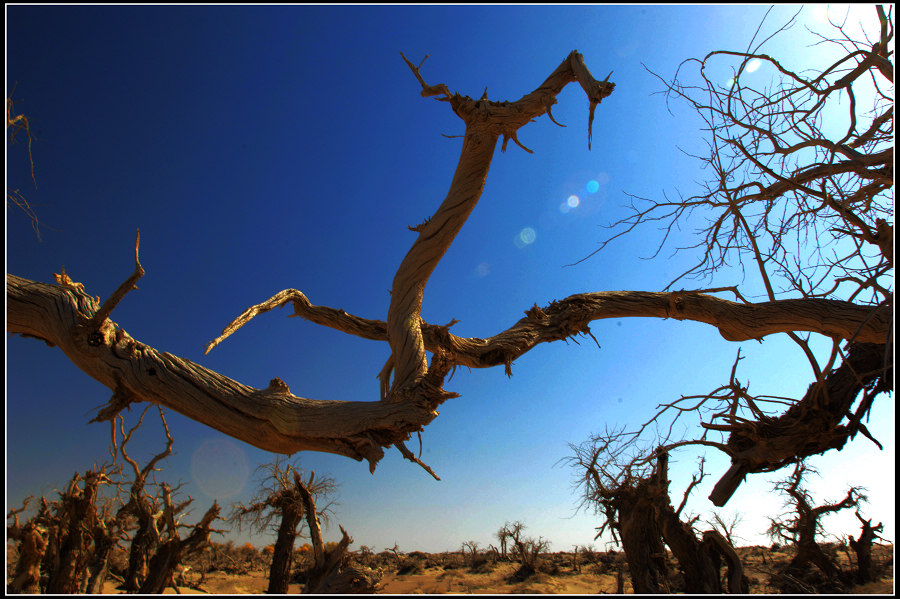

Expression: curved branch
xmin=8 ymin=272 xmax=891 ymax=470
xmin=385 ymin=51 xmax=614 ymax=399
xmin=207 ymin=284 xmax=890 ymax=366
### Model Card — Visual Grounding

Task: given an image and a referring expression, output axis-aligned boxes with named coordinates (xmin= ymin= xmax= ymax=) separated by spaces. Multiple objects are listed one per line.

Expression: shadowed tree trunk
xmin=848 ymin=511 xmax=884 ymax=585
xmin=568 ymin=438 xmax=749 ymax=593
xmin=229 ymin=460 xmax=341 ymax=594
xmin=118 ymin=407 xmax=174 ymax=592
xmin=267 ymin=499 xmax=304 ymax=594
xmin=768 ymin=462 xmax=864 ymax=591
xmin=612 ymin=482 xmax=669 ymax=593
xmin=7 ymin=499 xmax=50 ymax=594
xmin=45 ymin=470 xmax=110 ymax=594
xmin=648 ymin=451 xmax=749 ymax=593
xmin=138 ymin=497 xmax=220 ymax=594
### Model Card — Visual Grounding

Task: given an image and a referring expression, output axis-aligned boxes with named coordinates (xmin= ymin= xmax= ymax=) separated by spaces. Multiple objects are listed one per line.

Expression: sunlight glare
xmin=745 ymin=58 xmax=761 ymax=73
xmin=191 ymin=438 xmax=250 ymax=499
xmin=812 ymin=5 xmax=832 ymax=24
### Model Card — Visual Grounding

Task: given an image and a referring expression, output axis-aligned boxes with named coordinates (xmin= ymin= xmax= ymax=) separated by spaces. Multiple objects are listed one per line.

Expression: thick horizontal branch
xmin=6 ymin=274 xmax=441 ymax=470
xmin=11 ymin=272 xmax=888 ymax=471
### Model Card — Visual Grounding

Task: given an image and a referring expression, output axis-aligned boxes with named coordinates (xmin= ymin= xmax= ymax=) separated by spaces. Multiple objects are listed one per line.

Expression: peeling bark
xmin=7 ymin=272 xmax=888 ymax=470
xmin=7 ymin=521 xmax=49 ymax=594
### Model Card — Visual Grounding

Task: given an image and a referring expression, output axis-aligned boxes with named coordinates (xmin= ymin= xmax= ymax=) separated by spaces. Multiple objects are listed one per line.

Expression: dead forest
xmin=7 ymin=5 xmax=894 ymax=594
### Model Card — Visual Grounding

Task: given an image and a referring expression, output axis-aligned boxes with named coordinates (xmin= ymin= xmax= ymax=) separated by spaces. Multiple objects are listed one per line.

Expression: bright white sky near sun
xmin=6 ymin=5 xmax=894 ymax=553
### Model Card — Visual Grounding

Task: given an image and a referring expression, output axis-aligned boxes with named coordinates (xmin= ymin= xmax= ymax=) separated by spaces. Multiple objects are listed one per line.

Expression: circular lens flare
xmin=514 ymin=227 xmax=536 ymax=248
xmin=191 ymin=438 xmax=250 ymax=499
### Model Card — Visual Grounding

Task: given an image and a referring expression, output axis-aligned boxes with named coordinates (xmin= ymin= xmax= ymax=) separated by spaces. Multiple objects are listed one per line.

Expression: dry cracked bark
xmin=5 ymin=50 xmax=892 ymax=475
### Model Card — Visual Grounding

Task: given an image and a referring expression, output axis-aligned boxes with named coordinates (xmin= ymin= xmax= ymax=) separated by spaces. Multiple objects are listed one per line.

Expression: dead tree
xmin=565 ymin=429 xmax=670 ymax=593
xmin=587 ymin=5 xmax=894 ymax=507
xmin=230 ymin=459 xmax=339 ymax=594
xmin=295 ymin=474 xmax=359 ymax=593
xmin=651 ymin=452 xmax=749 ymax=594
xmin=566 ymin=431 xmax=749 ymax=593
xmin=137 ymin=487 xmax=220 ymax=594
xmin=461 ymin=541 xmax=480 ymax=568
xmin=7 ymin=497 xmax=49 ymax=594
xmin=43 ymin=468 xmax=116 ymax=594
xmin=6 ymin=90 xmax=42 ymax=240
xmin=82 ymin=495 xmax=127 ymax=594
xmin=116 ymin=406 xmax=175 ymax=592
xmin=767 ymin=462 xmax=864 ymax=590
xmin=848 ymin=510 xmax=884 ymax=584
xmin=704 ymin=510 xmax=744 ymax=548
xmin=496 ymin=521 xmax=523 ymax=563
xmin=495 ymin=523 xmax=513 ymax=561
xmin=7 ymin=467 xmax=120 ymax=594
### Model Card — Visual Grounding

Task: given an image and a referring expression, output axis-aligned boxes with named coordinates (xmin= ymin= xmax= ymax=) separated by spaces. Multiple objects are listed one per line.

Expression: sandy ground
xmin=100 ymin=564 xmax=623 ymax=594
xmin=92 ymin=545 xmax=893 ymax=594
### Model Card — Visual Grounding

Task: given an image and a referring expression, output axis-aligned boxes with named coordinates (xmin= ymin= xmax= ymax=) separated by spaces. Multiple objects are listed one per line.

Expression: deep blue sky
xmin=7 ymin=5 xmax=893 ymax=552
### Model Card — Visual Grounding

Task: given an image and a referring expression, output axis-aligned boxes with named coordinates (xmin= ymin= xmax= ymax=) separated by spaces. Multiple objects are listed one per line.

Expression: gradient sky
xmin=7 ymin=5 xmax=893 ymax=554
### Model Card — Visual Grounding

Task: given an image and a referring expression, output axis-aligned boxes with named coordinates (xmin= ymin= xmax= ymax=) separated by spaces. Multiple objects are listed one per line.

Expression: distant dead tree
xmin=767 ymin=461 xmax=866 ymax=591
xmin=460 ymin=540 xmax=480 ymax=568
xmin=496 ymin=521 xmax=524 ymax=563
xmin=566 ymin=429 xmax=749 ymax=593
xmin=496 ymin=519 xmax=552 ymax=578
xmin=848 ymin=510 xmax=885 ymax=584
xmin=495 ymin=523 xmax=511 ymax=561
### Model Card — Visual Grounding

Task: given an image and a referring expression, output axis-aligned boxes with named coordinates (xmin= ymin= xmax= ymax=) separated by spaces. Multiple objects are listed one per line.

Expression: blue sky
xmin=7 ymin=5 xmax=893 ymax=553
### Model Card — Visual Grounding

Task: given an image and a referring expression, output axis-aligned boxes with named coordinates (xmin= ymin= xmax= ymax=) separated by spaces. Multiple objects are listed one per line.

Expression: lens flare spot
xmin=475 ymin=262 xmax=491 ymax=277
xmin=586 ymin=180 xmax=600 ymax=194
xmin=191 ymin=438 xmax=250 ymax=500
xmin=596 ymin=172 xmax=610 ymax=185
xmin=746 ymin=58 xmax=762 ymax=73
xmin=568 ymin=195 xmax=580 ymax=208
xmin=514 ymin=227 xmax=536 ymax=248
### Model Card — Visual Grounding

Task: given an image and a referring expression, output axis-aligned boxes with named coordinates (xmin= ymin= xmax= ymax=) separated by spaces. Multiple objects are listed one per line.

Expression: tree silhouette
xmin=571 ymin=4 xmax=892 ymax=507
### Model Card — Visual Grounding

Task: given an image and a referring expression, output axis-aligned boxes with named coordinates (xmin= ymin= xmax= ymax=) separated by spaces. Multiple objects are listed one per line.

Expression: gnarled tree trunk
xmin=138 ymin=500 xmax=219 ymax=595
xmin=849 ymin=512 xmax=884 ymax=584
